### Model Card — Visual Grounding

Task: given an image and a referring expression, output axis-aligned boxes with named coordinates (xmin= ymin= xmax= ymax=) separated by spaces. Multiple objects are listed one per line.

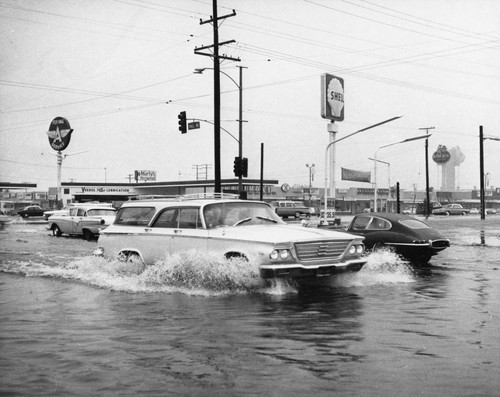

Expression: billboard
xmin=134 ymin=170 xmax=157 ymax=182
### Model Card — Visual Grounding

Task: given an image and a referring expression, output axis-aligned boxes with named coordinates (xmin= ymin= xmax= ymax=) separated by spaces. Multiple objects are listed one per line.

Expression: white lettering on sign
xmin=327 ymin=78 xmax=344 ymax=118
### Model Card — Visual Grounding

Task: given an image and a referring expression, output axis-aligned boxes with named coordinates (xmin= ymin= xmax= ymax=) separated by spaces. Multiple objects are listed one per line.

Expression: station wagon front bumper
xmin=259 ymin=258 xmax=367 ymax=279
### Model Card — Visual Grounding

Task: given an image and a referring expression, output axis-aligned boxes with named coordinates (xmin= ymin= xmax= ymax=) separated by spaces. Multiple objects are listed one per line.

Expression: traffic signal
xmin=241 ymin=157 xmax=248 ymax=177
xmin=233 ymin=157 xmax=248 ymax=177
xmin=178 ymin=111 xmax=187 ymax=134
xmin=233 ymin=156 xmax=242 ymax=177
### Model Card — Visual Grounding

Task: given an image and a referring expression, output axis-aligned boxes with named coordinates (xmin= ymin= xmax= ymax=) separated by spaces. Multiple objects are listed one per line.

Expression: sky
xmin=1 ymin=0 xmax=499 ymax=194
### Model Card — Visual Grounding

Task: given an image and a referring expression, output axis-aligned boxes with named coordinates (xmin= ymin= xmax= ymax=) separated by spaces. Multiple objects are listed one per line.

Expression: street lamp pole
xmin=373 ymin=134 xmax=431 ymax=212
xmin=306 ymin=163 xmax=315 ymax=206
xmin=369 ymin=157 xmax=390 ymax=212
xmin=323 ymin=115 xmax=402 ymax=224
xmin=194 ymin=66 xmax=246 ymax=195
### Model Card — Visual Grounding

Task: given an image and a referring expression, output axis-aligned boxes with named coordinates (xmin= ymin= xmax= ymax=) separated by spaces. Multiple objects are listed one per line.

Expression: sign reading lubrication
xmin=46 ymin=117 xmax=73 ymax=151
xmin=321 ymin=74 xmax=344 ymax=121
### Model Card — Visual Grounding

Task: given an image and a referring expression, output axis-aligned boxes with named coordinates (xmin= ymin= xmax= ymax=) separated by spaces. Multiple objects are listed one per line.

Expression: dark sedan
xmin=346 ymin=213 xmax=450 ymax=263
xmin=17 ymin=205 xmax=46 ymax=218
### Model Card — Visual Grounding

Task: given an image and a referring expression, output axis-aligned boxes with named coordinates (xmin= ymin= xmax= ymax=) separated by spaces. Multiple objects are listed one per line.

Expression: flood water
xmin=1 ymin=216 xmax=499 ymax=396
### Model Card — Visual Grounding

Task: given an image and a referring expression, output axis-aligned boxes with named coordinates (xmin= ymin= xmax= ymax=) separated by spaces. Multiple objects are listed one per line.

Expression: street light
xmin=373 ymin=134 xmax=431 ymax=212
xmin=323 ymin=115 xmax=402 ymax=224
xmin=194 ymin=66 xmax=247 ymax=195
xmin=369 ymin=157 xmax=390 ymax=212
xmin=306 ymin=163 xmax=315 ymax=206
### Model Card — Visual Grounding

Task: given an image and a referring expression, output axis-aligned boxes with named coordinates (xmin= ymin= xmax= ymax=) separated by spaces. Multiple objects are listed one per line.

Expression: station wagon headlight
xmin=270 ymin=249 xmax=290 ymax=261
xmin=349 ymin=244 xmax=365 ymax=255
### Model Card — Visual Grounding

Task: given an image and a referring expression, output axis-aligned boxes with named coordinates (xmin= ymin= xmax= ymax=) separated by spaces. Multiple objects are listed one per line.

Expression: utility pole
xmin=192 ymin=164 xmax=212 ymax=180
xmin=195 ymin=0 xmax=239 ymax=193
xmin=479 ymin=125 xmax=485 ymax=220
xmin=419 ymin=126 xmax=434 ymax=217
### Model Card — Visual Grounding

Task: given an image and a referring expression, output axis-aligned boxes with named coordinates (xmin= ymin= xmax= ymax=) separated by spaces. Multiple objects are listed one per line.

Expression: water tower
xmin=432 ymin=145 xmax=465 ymax=190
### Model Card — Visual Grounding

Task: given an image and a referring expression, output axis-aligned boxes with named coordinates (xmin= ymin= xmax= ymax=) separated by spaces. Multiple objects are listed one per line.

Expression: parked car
xmin=17 ymin=205 xmax=46 ymax=218
xmin=486 ymin=208 xmax=497 ymax=214
xmin=95 ymin=194 xmax=367 ymax=280
xmin=49 ymin=205 xmax=116 ymax=240
xmin=43 ymin=202 xmax=113 ymax=220
xmin=271 ymin=200 xmax=315 ymax=218
xmin=470 ymin=208 xmax=480 ymax=215
xmin=432 ymin=203 xmax=470 ymax=216
xmin=346 ymin=213 xmax=450 ymax=263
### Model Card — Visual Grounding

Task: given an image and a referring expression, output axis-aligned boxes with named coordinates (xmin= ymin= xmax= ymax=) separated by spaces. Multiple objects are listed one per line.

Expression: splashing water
xmin=336 ymin=249 xmax=415 ymax=287
xmin=1 ymin=246 xmax=414 ymax=295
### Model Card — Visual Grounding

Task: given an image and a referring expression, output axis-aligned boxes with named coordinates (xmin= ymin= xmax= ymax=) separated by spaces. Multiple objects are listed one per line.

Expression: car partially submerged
xmin=49 ymin=204 xmax=116 ymax=240
xmin=346 ymin=212 xmax=450 ymax=263
xmin=95 ymin=194 xmax=367 ymax=280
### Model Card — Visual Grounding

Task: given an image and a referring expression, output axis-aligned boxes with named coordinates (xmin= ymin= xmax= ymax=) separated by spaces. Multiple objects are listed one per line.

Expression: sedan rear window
xmin=399 ymin=219 xmax=430 ymax=229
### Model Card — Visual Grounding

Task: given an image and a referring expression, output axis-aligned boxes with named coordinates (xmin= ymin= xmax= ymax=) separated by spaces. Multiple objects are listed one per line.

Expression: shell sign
xmin=46 ymin=117 xmax=73 ymax=152
xmin=432 ymin=145 xmax=451 ymax=164
xmin=321 ymin=74 xmax=344 ymax=121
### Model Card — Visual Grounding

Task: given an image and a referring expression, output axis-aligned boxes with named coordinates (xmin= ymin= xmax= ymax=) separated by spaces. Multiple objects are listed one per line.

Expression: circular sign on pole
xmin=321 ymin=74 xmax=344 ymax=121
xmin=432 ymin=145 xmax=451 ymax=164
xmin=46 ymin=117 xmax=73 ymax=151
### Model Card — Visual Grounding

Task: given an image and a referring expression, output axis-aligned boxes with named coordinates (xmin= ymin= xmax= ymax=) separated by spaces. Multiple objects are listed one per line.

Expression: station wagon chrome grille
xmin=294 ymin=240 xmax=350 ymax=263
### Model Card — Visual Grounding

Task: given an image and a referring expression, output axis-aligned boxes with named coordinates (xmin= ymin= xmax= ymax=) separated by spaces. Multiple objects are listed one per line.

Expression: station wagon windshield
xmin=203 ymin=202 xmax=283 ymax=229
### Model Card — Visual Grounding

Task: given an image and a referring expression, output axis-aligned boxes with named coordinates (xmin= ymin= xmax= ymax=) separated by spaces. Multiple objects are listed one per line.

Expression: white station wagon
xmin=49 ymin=204 xmax=117 ymax=240
xmin=95 ymin=194 xmax=367 ymax=280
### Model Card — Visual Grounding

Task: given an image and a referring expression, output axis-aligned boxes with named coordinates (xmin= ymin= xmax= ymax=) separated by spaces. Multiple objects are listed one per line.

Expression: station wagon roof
xmin=121 ymin=198 xmax=268 ymax=208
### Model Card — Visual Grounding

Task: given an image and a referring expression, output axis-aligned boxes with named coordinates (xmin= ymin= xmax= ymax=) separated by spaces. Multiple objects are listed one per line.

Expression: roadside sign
xmin=321 ymin=74 xmax=344 ymax=121
xmin=188 ymin=121 xmax=200 ymax=130
xmin=320 ymin=208 xmax=336 ymax=224
xmin=46 ymin=117 xmax=73 ymax=151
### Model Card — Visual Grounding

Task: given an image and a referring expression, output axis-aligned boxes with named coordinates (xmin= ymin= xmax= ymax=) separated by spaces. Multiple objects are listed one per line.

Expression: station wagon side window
xmin=152 ymin=207 xmax=201 ymax=229
xmin=77 ymin=208 xmax=86 ymax=217
xmin=69 ymin=208 xmax=79 ymax=216
xmin=115 ymin=207 xmax=155 ymax=226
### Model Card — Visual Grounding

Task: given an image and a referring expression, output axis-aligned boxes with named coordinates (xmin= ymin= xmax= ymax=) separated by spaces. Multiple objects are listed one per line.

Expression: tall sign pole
xmin=321 ymin=74 xmax=344 ymax=222
xmin=46 ymin=117 xmax=73 ymax=208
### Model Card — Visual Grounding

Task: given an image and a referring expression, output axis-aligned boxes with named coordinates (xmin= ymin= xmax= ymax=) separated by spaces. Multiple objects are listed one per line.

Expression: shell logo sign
xmin=321 ymin=74 xmax=344 ymax=121
xmin=46 ymin=117 xmax=73 ymax=152
xmin=432 ymin=145 xmax=451 ymax=164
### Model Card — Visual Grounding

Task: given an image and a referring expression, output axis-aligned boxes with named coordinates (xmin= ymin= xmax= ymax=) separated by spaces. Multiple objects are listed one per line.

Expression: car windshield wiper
xmin=233 ymin=217 xmax=252 ymax=227
xmin=256 ymin=216 xmax=278 ymax=223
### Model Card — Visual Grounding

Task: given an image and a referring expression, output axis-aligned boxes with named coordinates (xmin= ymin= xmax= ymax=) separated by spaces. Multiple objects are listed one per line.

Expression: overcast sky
xmin=1 ymin=0 xmax=499 ymax=193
